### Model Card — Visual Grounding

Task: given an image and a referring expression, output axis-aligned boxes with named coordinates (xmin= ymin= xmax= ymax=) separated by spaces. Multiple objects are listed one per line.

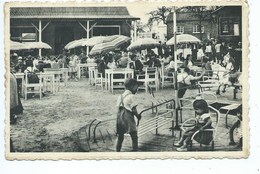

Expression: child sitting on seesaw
xmin=174 ymin=99 xmax=213 ymax=151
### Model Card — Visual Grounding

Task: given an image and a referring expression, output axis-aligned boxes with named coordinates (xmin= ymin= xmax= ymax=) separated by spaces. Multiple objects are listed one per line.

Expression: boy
xmin=116 ymin=78 xmax=141 ymax=152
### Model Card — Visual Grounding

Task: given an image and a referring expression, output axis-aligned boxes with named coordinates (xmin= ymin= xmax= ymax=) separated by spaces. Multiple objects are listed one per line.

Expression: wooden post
xmin=39 ymin=20 xmax=42 ymax=57
xmin=134 ymin=20 xmax=137 ymax=41
xmin=86 ymin=20 xmax=90 ymax=56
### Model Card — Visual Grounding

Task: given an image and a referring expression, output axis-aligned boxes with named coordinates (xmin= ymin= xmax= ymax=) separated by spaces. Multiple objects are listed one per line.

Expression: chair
xmin=160 ymin=65 xmax=174 ymax=89
xmin=24 ymin=72 xmax=43 ymax=100
xmin=180 ymin=105 xmax=220 ymax=151
xmin=88 ymin=67 xmax=96 ymax=85
xmin=198 ymin=74 xmax=220 ymax=92
xmin=94 ymin=68 xmax=105 ymax=89
xmin=137 ymin=67 xmax=159 ymax=93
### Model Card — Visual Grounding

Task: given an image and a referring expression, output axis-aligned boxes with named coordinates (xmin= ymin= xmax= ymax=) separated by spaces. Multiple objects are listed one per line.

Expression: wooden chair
xmin=160 ymin=65 xmax=174 ymax=89
xmin=137 ymin=67 xmax=159 ymax=93
xmin=94 ymin=68 xmax=105 ymax=89
xmin=24 ymin=72 xmax=43 ymax=100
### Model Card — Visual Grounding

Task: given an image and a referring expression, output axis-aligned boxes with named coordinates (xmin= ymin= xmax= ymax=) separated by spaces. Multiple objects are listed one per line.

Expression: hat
xmin=18 ymin=56 xmax=22 ymax=60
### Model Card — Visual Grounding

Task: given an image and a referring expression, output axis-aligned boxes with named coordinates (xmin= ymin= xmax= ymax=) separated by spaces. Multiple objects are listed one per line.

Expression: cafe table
xmin=105 ymin=68 xmax=134 ymax=92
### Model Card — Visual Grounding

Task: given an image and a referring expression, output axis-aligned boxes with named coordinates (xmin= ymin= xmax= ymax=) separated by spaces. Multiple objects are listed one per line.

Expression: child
xmin=116 ymin=78 xmax=141 ymax=152
xmin=229 ymin=105 xmax=242 ymax=147
xmin=174 ymin=99 xmax=213 ymax=151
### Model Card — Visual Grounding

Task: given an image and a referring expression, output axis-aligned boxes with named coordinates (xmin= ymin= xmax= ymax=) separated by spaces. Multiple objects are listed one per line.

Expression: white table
xmin=105 ymin=68 xmax=134 ymax=92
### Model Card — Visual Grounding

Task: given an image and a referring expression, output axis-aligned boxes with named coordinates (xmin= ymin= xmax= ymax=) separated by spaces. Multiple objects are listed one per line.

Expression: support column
xmin=86 ymin=20 xmax=90 ymax=56
xmin=134 ymin=20 xmax=137 ymax=41
xmin=39 ymin=20 xmax=42 ymax=57
xmin=173 ymin=6 xmax=180 ymax=130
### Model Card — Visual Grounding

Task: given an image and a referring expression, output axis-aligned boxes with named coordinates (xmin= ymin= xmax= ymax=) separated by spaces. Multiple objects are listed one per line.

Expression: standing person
xmin=191 ymin=43 xmax=198 ymax=62
xmin=215 ymin=41 xmax=222 ymax=64
xmin=174 ymin=99 xmax=213 ymax=151
xmin=235 ymin=41 xmax=242 ymax=72
xmin=197 ymin=45 xmax=205 ymax=62
xmin=205 ymin=42 xmax=213 ymax=62
xmin=10 ymin=72 xmax=23 ymax=124
xmin=116 ymin=78 xmax=141 ymax=152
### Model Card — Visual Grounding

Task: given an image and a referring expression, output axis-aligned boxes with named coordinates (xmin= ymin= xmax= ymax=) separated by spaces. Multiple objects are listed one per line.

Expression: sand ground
xmin=10 ymin=77 xmax=242 ymax=152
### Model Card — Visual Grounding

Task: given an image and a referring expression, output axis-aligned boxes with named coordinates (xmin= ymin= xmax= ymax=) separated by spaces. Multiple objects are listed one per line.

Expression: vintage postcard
xmin=5 ymin=0 xmax=249 ymax=160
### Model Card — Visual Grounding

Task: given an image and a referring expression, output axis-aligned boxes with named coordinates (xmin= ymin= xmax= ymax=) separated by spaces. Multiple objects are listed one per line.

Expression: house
xmin=166 ymin=11 xmax=217 ymax=42
xmin=10 ymin=7 xmax=139 ymax=55
xmin=211 ymin=6 xmax=242 ymax=44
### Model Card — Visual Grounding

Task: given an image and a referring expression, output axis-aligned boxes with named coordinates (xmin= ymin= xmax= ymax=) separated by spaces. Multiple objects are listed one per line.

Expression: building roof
xmin=211 ymin=6 xmax=241 ymax=14
xmin=10 ymin=7 xmax=140 ymax=20
xmin=166 ymin=11 xmax=211 ymax=23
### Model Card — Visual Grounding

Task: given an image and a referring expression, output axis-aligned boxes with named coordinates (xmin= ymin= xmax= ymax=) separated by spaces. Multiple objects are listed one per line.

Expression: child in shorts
xmin=174 ymin=99 xmax=213 ymax=151
xmin=116 ymin=78 xmax=141 ymax=152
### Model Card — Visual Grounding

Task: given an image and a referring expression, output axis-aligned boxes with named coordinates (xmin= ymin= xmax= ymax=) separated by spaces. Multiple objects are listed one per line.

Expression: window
xmin=176 ymin=26 xmax=184 ymax=34
xmin=193 ymin=25 xmax=204 ymax=33
xmin=220 ymin=17 xmax=240 ymax=36
xmin=21 ymin=33 xmax=37 ymax=41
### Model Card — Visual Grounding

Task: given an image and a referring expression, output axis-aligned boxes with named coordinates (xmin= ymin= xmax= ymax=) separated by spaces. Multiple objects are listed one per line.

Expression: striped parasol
xmin=89 ymin=35 xmax=130 ymax=55
xmin=10 ymin=40 xmax=28 ymax=50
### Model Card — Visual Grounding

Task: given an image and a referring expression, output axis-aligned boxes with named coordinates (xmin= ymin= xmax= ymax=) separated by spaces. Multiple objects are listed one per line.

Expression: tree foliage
xmin=147 ymin=6 xmax=172 ymax=28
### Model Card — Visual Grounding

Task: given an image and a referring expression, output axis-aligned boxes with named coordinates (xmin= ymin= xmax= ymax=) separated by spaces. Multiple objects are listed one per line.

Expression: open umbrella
xmin=81 ymin=36 xmax=107 ymax=47
xmin=89 ymin=35 xmax=130 ymax=55
xmin=23 ymin=42 xmax=52 ymax=49
xmin=166 ymin=34 xmax=201 ymax=45
xmin=127 ymin=38 xmax=160 ymax=51
xmin=65 ymin=38 xmax=89 ymax=50
xmin=10 ymin=40 xmax=28 ymax=50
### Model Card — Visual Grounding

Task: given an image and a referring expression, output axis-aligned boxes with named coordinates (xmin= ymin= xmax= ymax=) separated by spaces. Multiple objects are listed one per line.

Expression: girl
xmin=174 ymin=99 xmax=213 ymax=151
xmin=116 ymin=78 xmax=141 ymax=152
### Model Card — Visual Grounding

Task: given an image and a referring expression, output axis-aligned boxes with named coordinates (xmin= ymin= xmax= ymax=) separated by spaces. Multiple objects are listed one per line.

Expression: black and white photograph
xmin=5 ymin=1 xmax=248 ymax=159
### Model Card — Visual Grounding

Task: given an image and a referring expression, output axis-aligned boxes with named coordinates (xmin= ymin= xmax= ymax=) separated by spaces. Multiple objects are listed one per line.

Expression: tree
xmin=147 ymin=6 xmax=172 ymax=29
xmin=182 ymin=6 xmax=217 ymax=40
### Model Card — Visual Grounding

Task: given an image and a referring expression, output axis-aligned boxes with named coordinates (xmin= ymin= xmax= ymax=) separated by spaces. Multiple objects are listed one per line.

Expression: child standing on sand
xmin=116 ymin=78 xmax=141 ymax=152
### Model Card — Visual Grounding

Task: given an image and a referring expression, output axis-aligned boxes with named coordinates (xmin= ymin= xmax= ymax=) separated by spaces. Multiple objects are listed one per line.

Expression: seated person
xmin=165 ymin=56 xmax=175 ymax=73
xmin=229 ymin=105 xmax=242 ymax=147
xmin=177 ymin=67 xmax=205 ymax=99
xmin=201 ymin=57 xmax=213 ymax=77
xmin=14 ymin=57 xmax=26 ymax=73
xmin=174 ymin=99 xmax=213 ymax=151
xmin=117 ymin=52 xmax=130 ymax=68
xmin=183 ymin=54 xmax=194 ymax=68
xmin=129 ymin=55 xmax=144 ymax=75
xmin=144 ymin=53 xmax=161 ymax=68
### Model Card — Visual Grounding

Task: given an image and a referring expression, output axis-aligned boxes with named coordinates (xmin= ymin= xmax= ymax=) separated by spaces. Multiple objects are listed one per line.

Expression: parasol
xmin=127 ymin=38 xmax=160 ymax=51
xmin=10 ymin=40 xmax=28 ymax=50
xmin=89 ymin=35 xmax=130 ymax=55
xmin=23 ymin=42 xmax=52 ymax=49
xmin=166 ymin=34 xmax=201 ymax=45
xmin=64 ymin=38 xmax=89 ymax=50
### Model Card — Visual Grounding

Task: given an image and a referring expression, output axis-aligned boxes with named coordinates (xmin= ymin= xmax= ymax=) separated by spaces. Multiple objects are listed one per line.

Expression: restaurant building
xmin=10 ymin=7 xmax=139 ymax=55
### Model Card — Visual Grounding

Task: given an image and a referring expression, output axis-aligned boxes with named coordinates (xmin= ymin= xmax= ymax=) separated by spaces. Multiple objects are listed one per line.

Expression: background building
xmin=10 ymin=7 xmax=139 ymax=55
